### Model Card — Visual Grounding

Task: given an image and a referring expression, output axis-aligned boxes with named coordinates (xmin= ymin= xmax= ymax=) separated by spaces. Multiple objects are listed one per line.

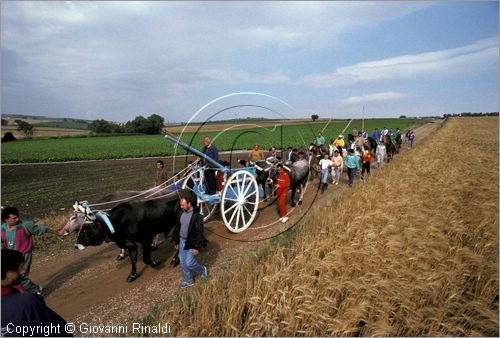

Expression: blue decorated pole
xmin=164 ymin=133 xmax=225 ymax=171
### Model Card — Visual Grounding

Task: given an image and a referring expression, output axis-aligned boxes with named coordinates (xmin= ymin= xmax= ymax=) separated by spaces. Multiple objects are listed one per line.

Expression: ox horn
xmin=95 ymin=211 xmax=116 ymax=234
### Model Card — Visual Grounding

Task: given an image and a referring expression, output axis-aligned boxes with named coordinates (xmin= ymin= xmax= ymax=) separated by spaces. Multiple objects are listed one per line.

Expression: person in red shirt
xmin=361 ymin=150 xmax=372 ymax=180
xmin=276 ymin=164 xmax=291 ymax=223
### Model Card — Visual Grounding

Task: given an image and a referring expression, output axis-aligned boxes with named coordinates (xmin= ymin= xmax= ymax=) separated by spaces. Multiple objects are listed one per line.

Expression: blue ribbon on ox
xmin=95 ymin=211 xmax=115 ymax=234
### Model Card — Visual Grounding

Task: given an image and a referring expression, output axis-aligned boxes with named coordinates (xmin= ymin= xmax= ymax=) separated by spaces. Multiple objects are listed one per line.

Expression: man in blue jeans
xmin=172 ymin=195 xmax=208 ymax=289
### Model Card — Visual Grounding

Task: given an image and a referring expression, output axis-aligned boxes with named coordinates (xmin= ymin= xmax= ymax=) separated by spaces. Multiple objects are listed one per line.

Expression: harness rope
xmin=85 ymin=164 xmax=192 ymax=208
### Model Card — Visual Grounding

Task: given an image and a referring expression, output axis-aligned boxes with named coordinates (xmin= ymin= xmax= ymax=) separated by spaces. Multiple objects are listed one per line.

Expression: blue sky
xmin=1 ymin=1 xmax=498 ymax=123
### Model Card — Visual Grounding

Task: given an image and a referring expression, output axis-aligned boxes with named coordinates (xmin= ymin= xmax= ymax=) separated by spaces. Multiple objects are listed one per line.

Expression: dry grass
xmin=144 ymin=117 xmax=498 ymax=336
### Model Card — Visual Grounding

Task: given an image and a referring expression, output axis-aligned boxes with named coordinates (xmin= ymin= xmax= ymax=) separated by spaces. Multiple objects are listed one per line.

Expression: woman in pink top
xmin=331 ymin=150 xmax=344 ymax=185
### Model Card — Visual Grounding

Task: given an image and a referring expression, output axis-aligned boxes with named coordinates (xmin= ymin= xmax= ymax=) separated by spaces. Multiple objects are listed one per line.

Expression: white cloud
xmin=297 ymin=37 xmax=499 ymax=87
xmin=229 ymin=1 xmax=431 ymax=51
xmin=341 ymin=92 xmax=408 ymax=105
xmin=201 ymin=69 xmax=290 ymax=85
xmin=1 ymin=1 xmax=496 ymax=121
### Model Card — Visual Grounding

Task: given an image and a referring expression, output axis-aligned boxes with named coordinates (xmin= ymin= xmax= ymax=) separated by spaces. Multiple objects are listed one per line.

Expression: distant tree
xmin=1 ymin=132 xmax=16 ymax=142
xmin=146 ymin=114 xmax=165 ymax=134
xmin=127 ymin=114 xmax=165 ymax=134
xmin=399 ymin=115 xmax=407 ymax=118
xmin=311 ymin=114 xmax=319 ymax=121
xmin=89 ymin=115 xmax=165 ymax=134
xmin=88 ymin=119 xmax=120 ymax=133
xmin=16 ymin=120 xmax=33 ymax=138
xmin=1 ymin=118 xmax=8 ymax=126
xmin=127 ymin=115 xmax=148 ymax=133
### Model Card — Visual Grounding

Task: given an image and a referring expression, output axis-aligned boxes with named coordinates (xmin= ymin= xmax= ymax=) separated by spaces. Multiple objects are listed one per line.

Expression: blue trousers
xmin=347 ymin=167 xmax=356 ymax=185
xmin=179 ymin=238 xmax=205 ymax=284
xmin=320 ymin=168 xmax=329 ymax=184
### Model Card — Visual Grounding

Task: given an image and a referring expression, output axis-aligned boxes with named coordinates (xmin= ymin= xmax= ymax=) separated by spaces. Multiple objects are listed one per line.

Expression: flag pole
xmin=361 ymin=105 xmax=365 ymax=131
xmin=321 ymin=117 xmax=333 ymax=134
xmin=340 ymin=118 xmax=354 ymax=135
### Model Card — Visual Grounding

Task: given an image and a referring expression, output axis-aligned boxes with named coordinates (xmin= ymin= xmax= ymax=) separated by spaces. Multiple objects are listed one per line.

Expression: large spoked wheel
xmin=182 ymin=168 xmax=218 ymax=222
xmin=221 ymin=170 xmax=259 ymax=233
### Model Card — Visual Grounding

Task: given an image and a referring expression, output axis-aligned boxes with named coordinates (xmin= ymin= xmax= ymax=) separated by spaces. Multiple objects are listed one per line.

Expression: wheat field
xmin=147 ymin=117 xmax=498 ymax=336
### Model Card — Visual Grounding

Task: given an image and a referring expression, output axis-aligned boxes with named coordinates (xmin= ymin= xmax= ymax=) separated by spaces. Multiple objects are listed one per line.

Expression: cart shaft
xmin=164 ymin=133 xmax=225 ymax=170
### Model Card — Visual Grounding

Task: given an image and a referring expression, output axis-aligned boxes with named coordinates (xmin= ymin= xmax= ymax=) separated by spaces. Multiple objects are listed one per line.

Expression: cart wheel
xmin=182 ymin=168 xmax=217 ymax=222
xmin=221 ymin=170 xmax=259 ymax=233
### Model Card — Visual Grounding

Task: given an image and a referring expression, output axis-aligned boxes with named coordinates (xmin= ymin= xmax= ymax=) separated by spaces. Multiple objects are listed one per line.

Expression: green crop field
xmin=1 ymin=118 xmax=429 ymax=163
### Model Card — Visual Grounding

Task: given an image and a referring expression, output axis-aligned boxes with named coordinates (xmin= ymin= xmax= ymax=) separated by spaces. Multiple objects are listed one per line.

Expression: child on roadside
xmin=408 ymin=131 xmax=415 ymax=148
xmin=376 ymin=138 xmax=387 ymax=169
xmin=361 ymin=150 xmax=372 ymax=180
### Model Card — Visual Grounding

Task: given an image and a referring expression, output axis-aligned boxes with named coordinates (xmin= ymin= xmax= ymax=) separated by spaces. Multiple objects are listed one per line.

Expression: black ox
xmin=252 ymin=158 xmax=279 ymax=201
xmin=62 ymin=184 xmax=174 ymax=262
xmin=77 ymin=189 xmax=194 ymax=282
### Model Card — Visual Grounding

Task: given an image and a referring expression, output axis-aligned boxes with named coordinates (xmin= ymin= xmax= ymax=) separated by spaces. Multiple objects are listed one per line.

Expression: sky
xmin=1 ymin=1 xmax=498 ymax=123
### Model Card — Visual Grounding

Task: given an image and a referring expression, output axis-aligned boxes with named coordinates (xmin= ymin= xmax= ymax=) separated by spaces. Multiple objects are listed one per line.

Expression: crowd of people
xmin=185 ymin=129 xmax=415 ymax=221
xmin=314 ymin=126 xmax=415 ymax=191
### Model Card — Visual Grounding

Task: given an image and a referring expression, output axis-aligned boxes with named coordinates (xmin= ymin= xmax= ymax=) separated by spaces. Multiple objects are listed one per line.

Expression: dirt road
xmin=25 ymin=120 xmax=442 ymax=336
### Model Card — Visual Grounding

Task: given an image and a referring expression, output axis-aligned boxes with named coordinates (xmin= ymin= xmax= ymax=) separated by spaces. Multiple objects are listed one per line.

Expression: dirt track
xmin=24 ymin=120 xmax=442 ymax=335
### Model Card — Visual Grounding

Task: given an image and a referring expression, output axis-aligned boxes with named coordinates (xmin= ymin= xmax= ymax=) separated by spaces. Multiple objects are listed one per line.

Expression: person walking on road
xmin=276 ymin=164 xmax=291 ymax=223
xmin=344 ymin=149 xmax=361 ymax=187
xmin=361 ymin=150 xmax=372 ymax=180
xmin=408 ymin=131 xmax=415 ymax=148
xmin=331 ymin=150 xmax=344 ymax=184
xmin=171 ymin=195 xmax=208 ymax=289
xmin=376 ymin=137 xmax=387 ymax=168
xmin=318 ymin=153 xmax=333 ymax=193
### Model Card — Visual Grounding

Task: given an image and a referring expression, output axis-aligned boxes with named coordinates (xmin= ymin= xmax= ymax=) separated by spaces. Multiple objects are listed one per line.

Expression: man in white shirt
xmin=318 ymin=153 xmax=333 ymax=193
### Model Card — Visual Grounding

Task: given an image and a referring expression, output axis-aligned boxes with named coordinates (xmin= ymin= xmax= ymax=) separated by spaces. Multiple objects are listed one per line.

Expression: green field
xmin=1 ymin=118 xmax=429 ymax=163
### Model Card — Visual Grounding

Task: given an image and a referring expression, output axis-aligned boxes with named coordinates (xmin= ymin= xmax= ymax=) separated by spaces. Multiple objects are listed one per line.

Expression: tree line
xmin=442 ymin=112 xmax=499 ymax=118
xmin=1 ymin=114 xmax=165 ymax=142
xmin=88 ymin=114 xmax=164 ymax=134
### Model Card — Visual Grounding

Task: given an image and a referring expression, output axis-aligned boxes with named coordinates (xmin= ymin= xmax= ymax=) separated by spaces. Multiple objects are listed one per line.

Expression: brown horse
xmin=384 ymin=136 xmax=396 ymax=162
